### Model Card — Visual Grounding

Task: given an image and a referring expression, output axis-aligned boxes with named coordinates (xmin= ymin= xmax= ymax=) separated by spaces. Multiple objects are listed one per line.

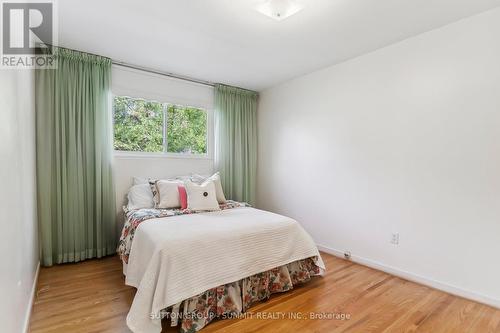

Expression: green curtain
xmin=36 ymin=47 xmax=116 ymax=266
xmin=214 ymin=84 xmax=258 ymax=204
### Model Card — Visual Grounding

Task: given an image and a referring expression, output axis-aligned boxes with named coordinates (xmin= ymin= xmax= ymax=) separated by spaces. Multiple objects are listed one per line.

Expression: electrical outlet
xmin=344 ymin=251 xmax=351 ymax=260
xmin=391 ymin=233 xmax=399 ymax=245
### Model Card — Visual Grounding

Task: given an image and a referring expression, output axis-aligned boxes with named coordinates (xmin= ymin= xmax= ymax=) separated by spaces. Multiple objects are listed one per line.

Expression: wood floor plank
xmin=30 ymin=253 xmax=500 ymax=333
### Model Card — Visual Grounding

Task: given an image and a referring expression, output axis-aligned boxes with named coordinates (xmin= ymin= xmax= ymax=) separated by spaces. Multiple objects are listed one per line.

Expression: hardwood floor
xmin=30 ymin=253 xmax=500 ymax=333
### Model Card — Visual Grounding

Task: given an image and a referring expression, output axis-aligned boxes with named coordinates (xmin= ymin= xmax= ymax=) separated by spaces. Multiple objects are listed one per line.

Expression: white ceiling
xmin=58 ymin=0 xmax=500 ymax=91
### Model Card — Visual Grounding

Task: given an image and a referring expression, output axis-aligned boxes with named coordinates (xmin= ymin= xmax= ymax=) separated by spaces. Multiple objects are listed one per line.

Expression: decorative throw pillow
xmin=191 ymin=172 xmax=227 ymax=203
xmin=185 ymin=181 xmax=220 ymax=212
xmin=127 ymin=184 xmax=154 ymax=210
xmin=178 ymin=185 xmax=188 ymax=210
xmin=202 ymin=172 xmax=227 ymax=204
xmin=153 ymin=180 xmax=182 ymax=209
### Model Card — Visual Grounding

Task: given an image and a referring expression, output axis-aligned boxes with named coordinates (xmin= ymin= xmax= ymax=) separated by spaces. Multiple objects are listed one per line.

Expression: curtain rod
xmin=111 ymin=60 xmax=215 ymax=87
xmin=45 ymin=45 xmax=217 ymax=88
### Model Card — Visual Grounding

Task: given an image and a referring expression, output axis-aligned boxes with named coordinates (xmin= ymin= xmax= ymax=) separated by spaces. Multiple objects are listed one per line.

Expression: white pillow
xmin=172 ymin=175 xmax=194 ymax=183
xmin=127 ymin=184 xmax=154 ymax=210
xmin=134 ymin=176 xmax=190 ymax=185
xmin=154 ymin=180 xmax=182 ymax=209
xmin=190 ymin=173 xmax=210 ymax=184
xmin=132 ymin=177 xmax=149 ymax=185
xmin=185 ymin=181 xmax=220 ymax=212
xmin=201 ymin=172 xmax=227 ymax=204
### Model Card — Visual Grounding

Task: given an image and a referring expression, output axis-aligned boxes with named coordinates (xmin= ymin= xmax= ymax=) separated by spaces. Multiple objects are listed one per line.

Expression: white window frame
xmin=112 ymin=95 xmax=213 ymax=160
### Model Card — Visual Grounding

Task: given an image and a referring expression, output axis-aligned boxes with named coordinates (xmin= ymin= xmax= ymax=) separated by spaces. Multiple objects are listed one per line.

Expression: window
xmin=113 ymin=96 xmax=207 ymax=155
xmin=166 ymin=104 xmax=207 ymax=154
xmin=113 ymin=97 xmax=164 ymax=152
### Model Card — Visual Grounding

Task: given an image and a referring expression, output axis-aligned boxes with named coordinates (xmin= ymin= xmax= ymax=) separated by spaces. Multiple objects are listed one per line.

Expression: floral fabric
xmin=117 ymin=200 xmax=249 ymax=263
xmin=163 ymin=257 xmax=321 ymax=333
xmin=117 ymin=199 xmax=321 ymax=333
xmin=149 ymin=180 xmax=160 ymax=208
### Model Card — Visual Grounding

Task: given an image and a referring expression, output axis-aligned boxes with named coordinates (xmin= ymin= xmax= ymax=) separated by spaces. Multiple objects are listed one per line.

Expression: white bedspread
xmin=125 ymin=207 xmax=325 ymax=333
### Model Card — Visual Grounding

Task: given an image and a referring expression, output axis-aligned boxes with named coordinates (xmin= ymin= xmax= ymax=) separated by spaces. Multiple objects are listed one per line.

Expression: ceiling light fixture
xmin=256 ymin=0 xmax=304 ymax=21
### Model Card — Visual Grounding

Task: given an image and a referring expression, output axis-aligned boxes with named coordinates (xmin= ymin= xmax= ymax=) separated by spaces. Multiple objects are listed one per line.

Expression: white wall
xmin=257 ymin=8 xmax=500 ymax=307
xmin=0 ymin=69 xmax=39 ymax=332
xmin=112 ymin=66 xmax=214 ymax=218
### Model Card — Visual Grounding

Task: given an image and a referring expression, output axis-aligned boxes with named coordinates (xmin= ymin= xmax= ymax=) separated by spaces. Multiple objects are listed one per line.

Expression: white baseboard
xmin=23 ymin=261 xmax=40 ymax=333
xmin=317 ymin=244 xmax=500 ymax=309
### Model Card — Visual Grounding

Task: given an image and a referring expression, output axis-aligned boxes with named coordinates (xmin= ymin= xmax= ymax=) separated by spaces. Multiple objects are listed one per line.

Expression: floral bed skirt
xmin=161 ymin=257 xmax=321 ymax=333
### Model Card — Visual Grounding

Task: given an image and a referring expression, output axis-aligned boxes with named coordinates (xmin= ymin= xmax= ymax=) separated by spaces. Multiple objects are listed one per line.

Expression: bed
xmin=118 ymin=200 xmax=325 ymax=333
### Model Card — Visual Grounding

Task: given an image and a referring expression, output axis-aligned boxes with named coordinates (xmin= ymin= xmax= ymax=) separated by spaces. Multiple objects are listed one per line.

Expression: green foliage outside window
xmin=167 ymin=105 xmax=207 ymax=154
xmin=113 ymin=96 xmax=207 ymax=154
xmin=113 ymin=97 xmax=163 ymax=152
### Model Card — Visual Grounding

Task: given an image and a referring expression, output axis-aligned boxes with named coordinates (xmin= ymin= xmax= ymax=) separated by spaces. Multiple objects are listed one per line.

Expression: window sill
xmin=113 ymin=151 xmax=213 ymax=160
